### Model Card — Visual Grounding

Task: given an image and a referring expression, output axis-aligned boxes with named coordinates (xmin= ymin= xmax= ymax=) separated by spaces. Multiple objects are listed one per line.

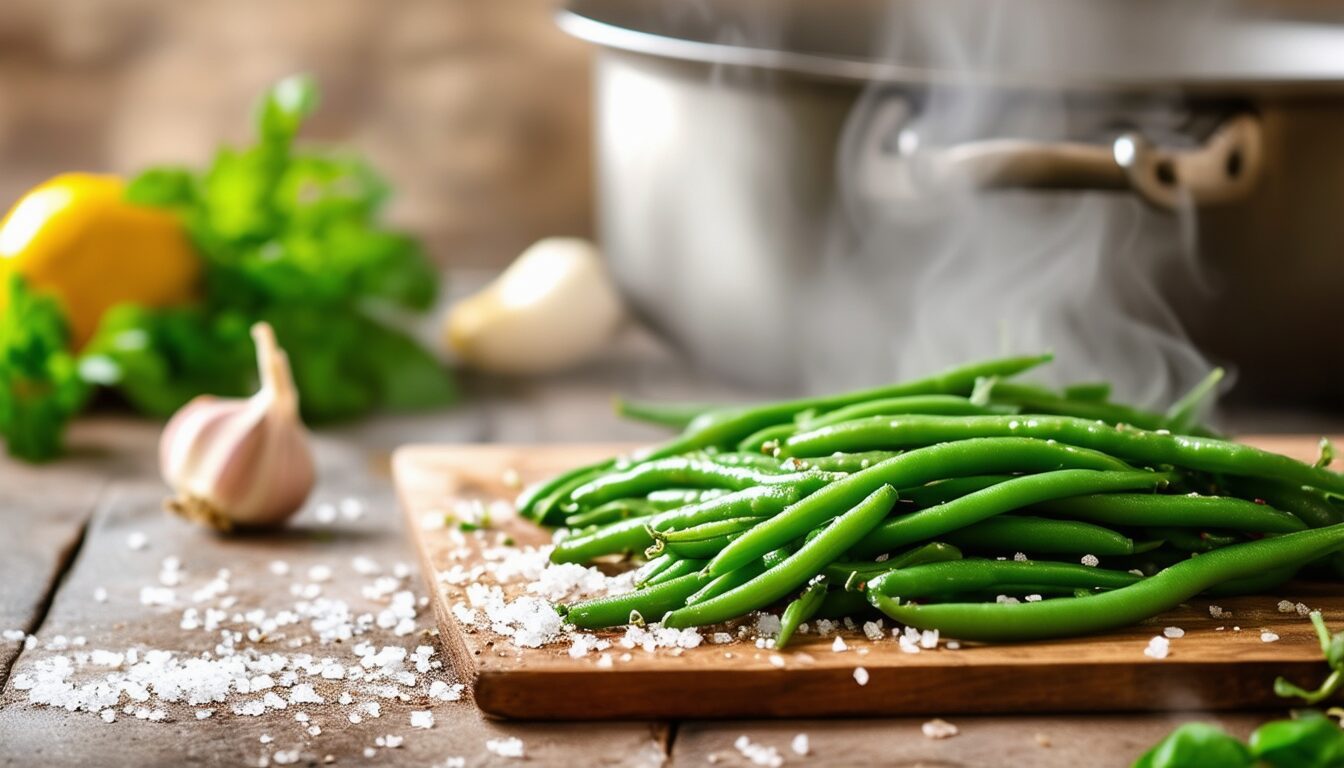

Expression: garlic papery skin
xmin=444 ymin=237 xmax=624 ymax=374
xmin=159 ymin=322 xmax=315 ymax=532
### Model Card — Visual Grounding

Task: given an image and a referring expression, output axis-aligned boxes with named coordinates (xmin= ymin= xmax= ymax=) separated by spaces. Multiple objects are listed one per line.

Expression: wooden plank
xmin=396 ymin=439 xmax=1344 ymax=720
xmin=0 ymin=418 xmax=165 ymax=686
xmin=0 ymin=432 xmax=666 ymax=768
xmin=670 ymin=713 xmax=1266 ymax=768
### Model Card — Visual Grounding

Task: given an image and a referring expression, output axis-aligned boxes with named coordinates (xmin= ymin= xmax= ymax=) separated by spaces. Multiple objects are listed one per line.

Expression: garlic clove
xmin=444 ymin=237 xmax=624 ymax=375
xmin=159 ymin=322 xmax=315 ymax=531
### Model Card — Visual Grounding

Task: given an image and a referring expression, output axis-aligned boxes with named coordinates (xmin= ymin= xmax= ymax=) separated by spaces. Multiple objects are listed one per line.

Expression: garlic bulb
xmin=159 ymin=322 xmax=315 ymax=531
xmin=445 ymin=237 xmax=624 ymax=374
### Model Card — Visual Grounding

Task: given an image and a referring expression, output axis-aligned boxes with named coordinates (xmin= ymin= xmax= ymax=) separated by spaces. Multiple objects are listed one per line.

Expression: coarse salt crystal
xmin=831 ymin=636 xmax=848 ymax=653
xmin=410 ymin=711 xmax=434 ymax=729
xmin=93 ymin=587 xmax=108 ymax=603
xmin=1277 ymin=600 xmax=1295 ymax=613
xmin=485 ymin=737 xmax=525 ymax=759
xmin=922 ymin=719 xmax=959 ymax=739
xmin=791 ymin=733 xmax=810 ymax=756
xmin=768 ymin=654 xmax=785 ymax=669
xmin=384 ymin=735 xmax=404 ymax=748
xmin=853 ymin=667 xmax=869 ymax=686
xmin=1163 ymin=627 xmax=1185 ymax=639
xmin=1209 ymin=605 xmax=1228 ymax=618
xmin=126 ymin=532 xmax=148 ymax=551
xmin=1261 ymin=631 xmax=1280 ymax=643
xmin=1080 ymin=554 xmax=1099 ymax=567
xmin=269 ymin=561 xmax=290 ymax=576
xmin=1014 ymin=552 xmax=1028 ymax=562
xmin=733 ymin=735 xmax=783 ymax=768
xmin=1144 ymin=636 xmax=1170 ymax=660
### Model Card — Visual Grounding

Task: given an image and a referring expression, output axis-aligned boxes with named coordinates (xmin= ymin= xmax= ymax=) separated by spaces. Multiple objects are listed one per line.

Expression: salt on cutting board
xmin=395 ymin=439 xmax=1344 ymax=720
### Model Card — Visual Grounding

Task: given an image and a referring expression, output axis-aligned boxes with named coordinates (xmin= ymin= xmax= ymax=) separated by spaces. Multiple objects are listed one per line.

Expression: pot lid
xmin=559 ymin=0 xmax=1344 ymax=91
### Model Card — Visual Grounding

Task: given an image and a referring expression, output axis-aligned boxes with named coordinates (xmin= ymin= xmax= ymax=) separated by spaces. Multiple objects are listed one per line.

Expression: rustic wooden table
xmin=0 ymin=320 xmax=1306 ymax=767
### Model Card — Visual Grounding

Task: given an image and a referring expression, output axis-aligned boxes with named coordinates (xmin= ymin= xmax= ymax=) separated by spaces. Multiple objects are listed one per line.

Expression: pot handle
xmin=888 ymin=113 xmax=1262 ymax=209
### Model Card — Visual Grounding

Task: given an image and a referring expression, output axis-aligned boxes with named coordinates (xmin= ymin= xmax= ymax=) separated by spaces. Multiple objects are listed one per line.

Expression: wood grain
xmin=0 ymin=429 xmax=666 ymax=768
xmin=396 ymin=438 xmax=1344 ymax=720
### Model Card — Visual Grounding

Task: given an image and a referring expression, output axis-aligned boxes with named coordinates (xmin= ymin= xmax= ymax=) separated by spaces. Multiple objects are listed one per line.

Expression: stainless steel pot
xmin=560 ymin=0 xmax=1344 ymax=405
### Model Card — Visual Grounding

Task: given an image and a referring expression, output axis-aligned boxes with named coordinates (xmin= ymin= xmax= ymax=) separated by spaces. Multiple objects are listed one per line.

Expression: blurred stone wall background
xmin=0 ymin=0 xmax=593 ymax=267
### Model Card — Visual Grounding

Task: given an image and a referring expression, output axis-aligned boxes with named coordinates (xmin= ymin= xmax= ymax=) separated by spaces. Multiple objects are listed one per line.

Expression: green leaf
xmin=256 ymin=74 xmax=318 ymax=147
xmin=1250 ymin=711 xmax=1344 ymax=768
xmin=125 ymin=167 xmax=198 ymax=208
xmin=0 ymin=275 xmax=89 ymax=461
xmin=1131 ymin=723 xmax=1253 ymax=768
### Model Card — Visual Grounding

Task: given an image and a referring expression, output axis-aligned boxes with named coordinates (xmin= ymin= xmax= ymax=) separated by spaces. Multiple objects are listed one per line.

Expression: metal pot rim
xmin=560 ymin=0 xmax=1344 ymax=93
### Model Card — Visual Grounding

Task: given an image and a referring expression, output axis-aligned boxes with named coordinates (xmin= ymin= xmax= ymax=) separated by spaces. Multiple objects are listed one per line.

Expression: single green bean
xmin=662 ymin=485 xmax=898 ymax=627
xmin=939 ymin=516 xmax=1134 ymax=556
xmin=1146 ymin=527 xmax=1244 ymax=553
xmin=1165 ymin=367 xmax=1226 ymax=434
xmin=551 ymin=485 xmax=804 ymax=564
xmin=852 ymin=469 xmax=1167 ymax=557
xmin=642 ymin=354 xmax=1054 ymax=460
xmin=685 ymin=559 xmax=767 ymax=606
xmin=738 ymin=395 xmax=1013 ymax=451
xmin=633 ymin=553 xmax=675 ymax=586
xmin=1063 ymin=382 xmax=1112 ymax=401
xmin=896 ymin=475 xmax=1014 ymax=508
xmin=645 ymin=558 xmax=707 ymax=586
xmin=657 ymin=516 xmax=762 ymax=543
xmin=866 ymin=559 xmax=1141 ymax=599
xmin=814 ymin=589 xmax=875 ymax=619
xmin=571 ymin=457 xmax=837 ymax=507
xmin=782 ymin=415 xmax=1344 ymax=496
xmin=646 ymin=488 xmax=732 ymax=508
xmin=710 ymin=437 xmax=1133 ymax=576
xmin=776 ymin=581 xmax=828 ymax=648
xmin=565 ymin=499 xmax=661 ymax=528
xmin=1201 ymin=564 xmax=1298 ymax=597
xmin=657 ymin=533 xmax=741 ymax=560
xmin=563 ymin=571 xmax=712 ymax=629
xmin=1034 ymin=493 xmax=1306 ymax=533
xmin=824 ymin=542 xmax=964 ymax=584
xmin=1221 ymin=477 xmax=1344 ymax=529
xmin=782 ymin=451 xmax=901 ymax=473
xmin=984 ymin=380 xmax=1172 ymax=432
xmin=614 ymin=397 xmax=721 ymax=429
xmin=867 ymin=522 xmax=1344 ymax=641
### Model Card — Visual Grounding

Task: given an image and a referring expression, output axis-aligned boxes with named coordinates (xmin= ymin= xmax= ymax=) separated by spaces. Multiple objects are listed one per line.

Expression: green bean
xmin=851 ymin=469 xmax=1168 ymax=557
xmin=1165 ymin=367 xmax=1226 ymax=434
xmin=565 ymin=499 xmax=661 ymax=528
xmin=552 ymin=484 xmax=810 ymax=564
xmin=939 ymin=516 xmax=1134 ymax=556
xmin=571 ymin=457 xmax=838 ymax=507
xmin=633 ymin=553 xmax=675 ymax=586
xmin=782 ymin=451 xmax=901 ymax=473
xmin=1034 ymin=493 xmax=1306 ymax=534
xmin=776 ymin=581 xmax=827 ymax=648
xmin=707 ymin=452 xmax=793 ymax=473
xmin=710 ymin=437 xmax=1133 ymax=576
xmin=866 ymin=559 xmax=1141 ymax=599
xmin=563 ymin=571 xmax=712 ymax=629
xmin=983 ymin=380 xmax=1173 ymax=432
xmin=1221 ymin=478 xmax=1344 ymax=529
xmin=737 ymin=424 xmax=801 ymax=452
xmin=643 ymin=354 xmax=1054 ymax=460
xmin=782 ymin=414 xmax=1344 ymax=495
xmin=805 ymin=395 xmax=1016 ymax=429
xmin=656 ymin=533 xmax=741 ymax=560
xmin=824 ymin=542 xmax=964 ymax=584
xmin=662 ymin=485 xmax=898 ymax=627
xmin=685 ymin=559 xmax=767 ymax=606
xmin=644 ymin=558 xmax=707 ymax=586
xmin=1063 ymin=382 xmax=1112 ymax=401
xmin=895 ymin=475 xmax=1013 ymax=508
xmin=520 ymin=459 xmax=615 ymax=524
xmin=657 ymin=516 xmax=762 ymax=543
xmin=646 ymin=488 xmax=731 ymax=508
xmin=614 ymin=397 xmax=720 ymax=429
xmin=1147 ymin=527 xmax=1245 ymax=553
xmin=868 ymin=522 xmax=1344 ymax=641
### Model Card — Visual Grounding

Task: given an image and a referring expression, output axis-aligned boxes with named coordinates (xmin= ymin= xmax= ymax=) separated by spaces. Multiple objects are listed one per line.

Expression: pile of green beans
xmin=522 ymin=355 xmax=1344 ymax=644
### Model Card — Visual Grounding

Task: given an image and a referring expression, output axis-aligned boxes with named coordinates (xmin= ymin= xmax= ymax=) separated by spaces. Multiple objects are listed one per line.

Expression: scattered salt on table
xmin=922 ymin=718 xmax=959 ymax=739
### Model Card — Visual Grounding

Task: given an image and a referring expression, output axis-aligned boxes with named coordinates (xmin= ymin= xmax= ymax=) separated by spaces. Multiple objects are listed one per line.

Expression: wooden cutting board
xmin=394 ymin=437 xmax=1344 ymax=720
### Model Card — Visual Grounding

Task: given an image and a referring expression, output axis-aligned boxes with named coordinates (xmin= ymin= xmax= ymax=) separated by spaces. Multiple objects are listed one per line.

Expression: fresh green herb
xmin=0 ymin=275 xmax=89 ymax=461
xmin=90 ymin=74 xmax=453 ymax=423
